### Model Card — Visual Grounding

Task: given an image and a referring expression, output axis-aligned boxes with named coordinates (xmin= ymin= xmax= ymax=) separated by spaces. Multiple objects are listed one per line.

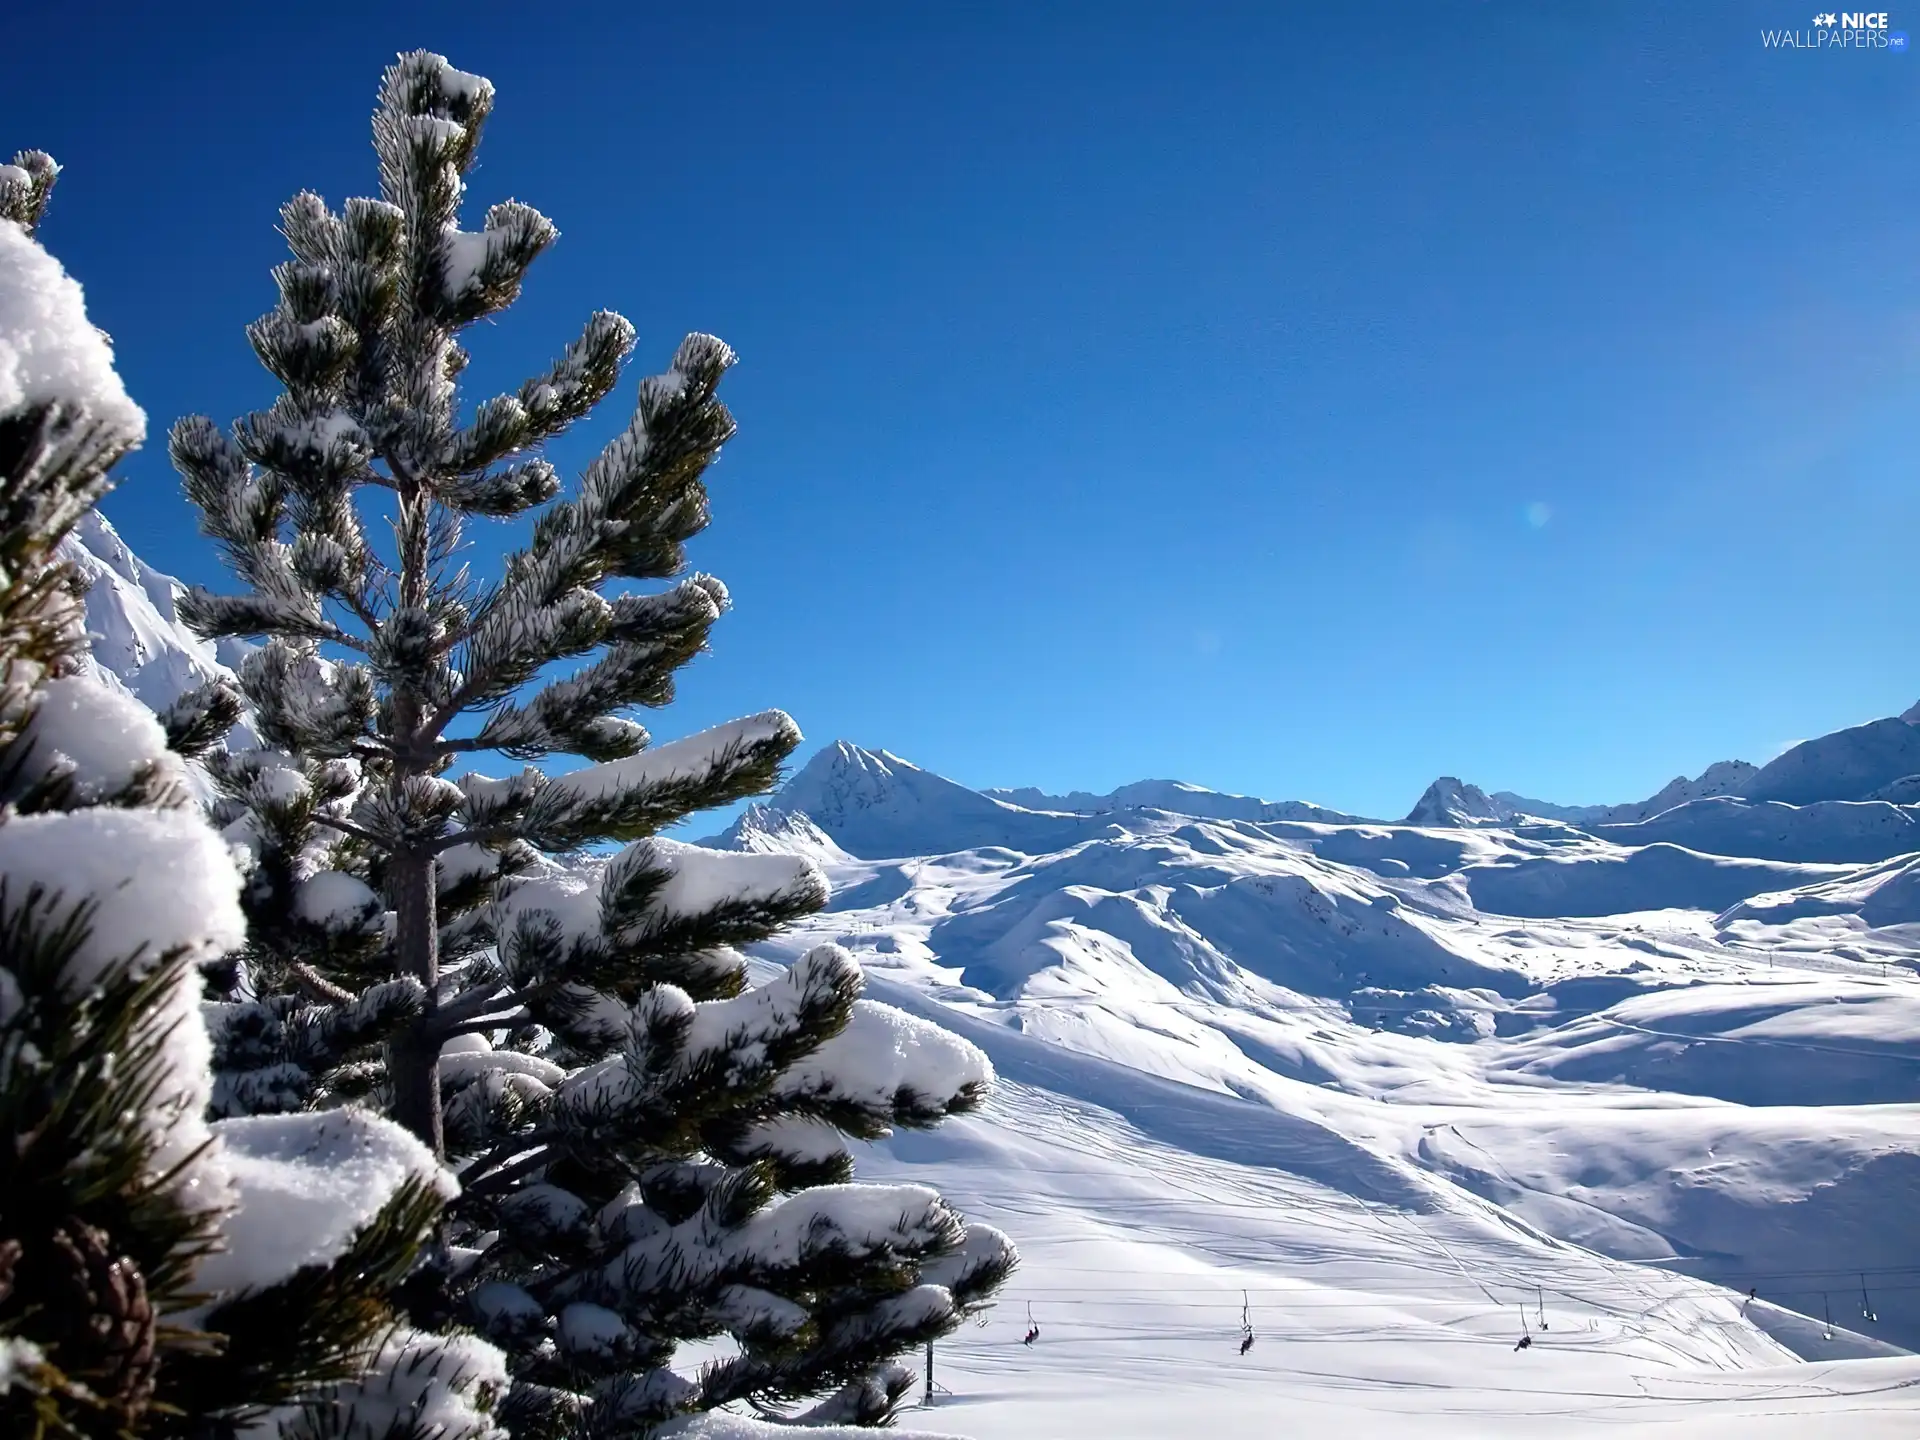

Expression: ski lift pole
xmin=1513 ymin=1304 xmax=1533 ymax=1350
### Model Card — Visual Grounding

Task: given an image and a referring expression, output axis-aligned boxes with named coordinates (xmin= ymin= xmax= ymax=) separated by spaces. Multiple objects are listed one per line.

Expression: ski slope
xmin=858 ymin=1083 xmax=1920 ymax=1438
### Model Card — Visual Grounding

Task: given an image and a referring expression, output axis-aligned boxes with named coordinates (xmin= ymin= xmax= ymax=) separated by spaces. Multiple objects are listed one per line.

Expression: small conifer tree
xmin=176 ymin=51 xmax=1014 ymax=1437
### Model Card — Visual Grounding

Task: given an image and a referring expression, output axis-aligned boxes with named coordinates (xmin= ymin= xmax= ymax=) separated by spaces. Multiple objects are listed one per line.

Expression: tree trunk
xmin=389 ymin=483 xmax=443 ymax=1154
xmin=388 ymin=845 xmax=443 ymax=1156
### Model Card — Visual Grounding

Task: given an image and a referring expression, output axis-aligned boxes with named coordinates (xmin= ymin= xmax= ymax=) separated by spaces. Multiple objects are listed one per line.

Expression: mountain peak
xmin=712 ymin=742 xmax=1098 ymax=859
xmin=1404 ymin=776 xmax=1510 ymax=827
xmin=726 ymin=804 xmax=857 ymax=864
xmin=776 ymin=740 xmax=923 ymax=816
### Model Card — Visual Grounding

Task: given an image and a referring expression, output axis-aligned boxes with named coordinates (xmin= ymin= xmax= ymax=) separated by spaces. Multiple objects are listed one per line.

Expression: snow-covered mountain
xmin=71 ymin=518 xmax=1920 ymax=1433
xmin=1743 ymin=717 xmax=1920 ymax=805
xmin=59 ymin=511 xmax=257 ymax=744
xmin=724 ymin=744 xmax=1371 ymax=860
xmin=1598 ymin=756 xmax=1763 ymax=820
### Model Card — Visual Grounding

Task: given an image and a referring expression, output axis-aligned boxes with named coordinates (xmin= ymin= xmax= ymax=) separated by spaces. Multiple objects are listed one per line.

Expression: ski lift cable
xmin=978 ymin=1273 xmax=1920 ymax=1306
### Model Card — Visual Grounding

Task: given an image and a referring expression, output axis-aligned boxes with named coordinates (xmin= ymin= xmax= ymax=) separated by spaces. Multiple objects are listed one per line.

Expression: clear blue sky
xmin=8 ymin=0 xmax=1917 ymax=819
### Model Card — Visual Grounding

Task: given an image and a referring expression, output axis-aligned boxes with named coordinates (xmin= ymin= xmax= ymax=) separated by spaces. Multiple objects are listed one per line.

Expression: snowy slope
xmin=60 ymin=512 xmax=244 ymax=710
xmin=1588 ymin=796 xmax=1920 ymax=864
xmin=723 ymin=727 xmax=1920 ymax=1420
xmin=1719 ymin=852 xmax=1920 ymax=937
xmin=1459 ymin=843 xmax=1848 ymax=919
xmin=855 ymin=1062 xmax=1920 ymax=1438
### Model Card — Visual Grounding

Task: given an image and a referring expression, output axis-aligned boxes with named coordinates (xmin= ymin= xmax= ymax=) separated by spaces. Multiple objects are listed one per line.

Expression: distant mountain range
xmin=715 ymin=717 xmax=1920 ymax=869
xmin=985 ymin=778 xmax=1361 ymax=827
xmin=1493 ymin=760 xmax=1763 ymax=826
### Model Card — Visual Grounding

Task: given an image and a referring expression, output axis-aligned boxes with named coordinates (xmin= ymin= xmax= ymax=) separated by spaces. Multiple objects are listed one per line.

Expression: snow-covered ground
xmin=862 ymin=1086 xmax=1920 ymax=1438
xmin=713 ymin=734 xmax=1920 ymax=1435
xmin=69 ymin=513 xmax=1920 ymax=1435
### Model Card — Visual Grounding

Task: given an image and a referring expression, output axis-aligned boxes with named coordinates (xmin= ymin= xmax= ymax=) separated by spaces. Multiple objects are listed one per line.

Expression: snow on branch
xmin=0 ymin=806 xmax=245 ymax=995
xmin=194 ymin=1109 xmax=453 ymax=1298
xmin=501 ymin=711 xmax=801 ymax=849
xmin=235 ymin=1325 xmax=507 ymax=1440
xmin=16 ymin=672 xmax=189 ymax=803
xmin=920 ymin=1220 xmax=1019 ymax=1307
xmin=776 ymin=998 xmax=994 ymax=1128
xmin=0 ymin=214 xmax=145 ymax=442
xmin=606 ymin=837 xmax=827 ymax=932
xmin=545 ymin=713 xmax=798 ymax=809
xmin=0 ymin=804 xmax=244 ymax=1195
xmin=731 ymin=1182 xmax=965 ymax=1271
xmin=437 ymin=201 xmax=558 ymax=323
xmin=441 ymin=310 xmax=635 ymax=477
xmin=0 ymin=150 xmax=59 ymax=234
xmin=291 ymin=869 xmax=383 ymax=936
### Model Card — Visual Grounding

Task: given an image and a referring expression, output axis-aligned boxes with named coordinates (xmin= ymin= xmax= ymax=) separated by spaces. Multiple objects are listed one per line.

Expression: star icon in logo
xmin=1813 ymin=11 xmax=1837 ymax=23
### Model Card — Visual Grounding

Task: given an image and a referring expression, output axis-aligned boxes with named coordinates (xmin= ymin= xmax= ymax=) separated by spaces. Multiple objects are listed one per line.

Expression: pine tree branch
xmin=459 ymin=1139 xmax=557 ymax=1198
xmin=426 ymin=826 xmax=515 ymax=854
xmin=423 ymin=678 xmax=486 ymax=750
xmin=338 ymin=588 xmax=383 ymax=633
xmin=289 ymin=962 xmax=357 ymax=1006
xmin=441 ymin=1009 xmax=530 ymax=1038
xmin=427 ymin=984 xmax=535 ymax=1043
xmin=427 ymin=734 xmax=496 ymax=757
xmin=310 ymin=814 xmax=389 ymax=849
xmin=434 ymin=982 xmax=523 ymax=1028
xmin=316 ymin=625 xmax=368 ymax=653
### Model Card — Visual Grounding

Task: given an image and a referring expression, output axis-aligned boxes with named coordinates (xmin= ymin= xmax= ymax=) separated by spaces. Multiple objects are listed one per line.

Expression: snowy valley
xmin=73 ymin=512 xmax=1920 ymax=1437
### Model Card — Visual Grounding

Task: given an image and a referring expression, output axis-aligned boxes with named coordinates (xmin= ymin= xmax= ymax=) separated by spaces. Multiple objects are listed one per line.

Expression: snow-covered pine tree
xmin=174 ymin=52 xmax=1015 ymax=1435
xmin=0 ymin=152 xmax=507 ymax=1439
